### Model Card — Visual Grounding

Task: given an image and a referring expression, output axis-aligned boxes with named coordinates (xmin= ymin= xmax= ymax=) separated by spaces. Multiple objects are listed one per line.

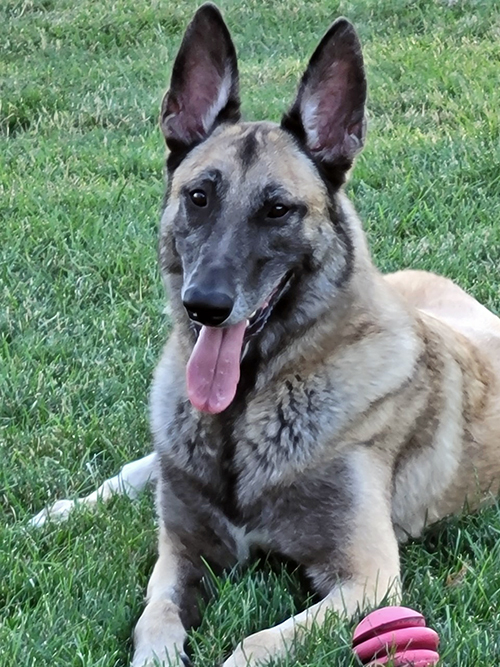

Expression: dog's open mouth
xmin=244 ymin=272 xmax=292 ymax=338
xmin=189 ymin=271 xmax=292 ymax=342
xmin=186 ymin=272 xmax=293 ymax=414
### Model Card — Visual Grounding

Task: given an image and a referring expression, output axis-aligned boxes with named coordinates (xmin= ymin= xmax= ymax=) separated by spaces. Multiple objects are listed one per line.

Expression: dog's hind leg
xmin=29 ymin=452 xmax=158 ymax=527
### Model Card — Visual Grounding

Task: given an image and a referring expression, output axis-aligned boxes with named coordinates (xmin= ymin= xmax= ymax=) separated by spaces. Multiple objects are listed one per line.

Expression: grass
xmin=1 ymin=0 xmax=500 ymax=665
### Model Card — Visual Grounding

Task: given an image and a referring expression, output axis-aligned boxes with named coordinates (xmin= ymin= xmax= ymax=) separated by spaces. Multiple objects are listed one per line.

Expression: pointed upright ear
xmin=281 ymin=18 xmax=367 ymax=184
xmin=160 ymin=3 xmax=240 ymax=166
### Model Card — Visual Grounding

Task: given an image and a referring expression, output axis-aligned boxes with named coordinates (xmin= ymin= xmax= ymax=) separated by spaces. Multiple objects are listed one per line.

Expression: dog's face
xmin=159 ymin=4 xmax=367 ymax=414
xmin=168 ymin=122 xmax=332 ymax=328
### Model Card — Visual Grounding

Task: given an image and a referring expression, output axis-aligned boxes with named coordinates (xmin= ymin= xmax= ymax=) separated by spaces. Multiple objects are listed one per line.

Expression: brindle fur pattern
xmin=130 ymin=5 xmax=500 ymax=667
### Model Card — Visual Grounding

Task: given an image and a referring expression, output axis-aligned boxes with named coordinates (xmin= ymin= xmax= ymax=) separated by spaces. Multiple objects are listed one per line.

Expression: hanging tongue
xmin=186 ymin=321 xmax=247 ymax=414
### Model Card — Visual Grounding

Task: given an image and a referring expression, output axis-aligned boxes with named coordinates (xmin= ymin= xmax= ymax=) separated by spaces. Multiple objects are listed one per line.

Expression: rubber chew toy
xmin=352 ymin=606 xmax=440 ymax=666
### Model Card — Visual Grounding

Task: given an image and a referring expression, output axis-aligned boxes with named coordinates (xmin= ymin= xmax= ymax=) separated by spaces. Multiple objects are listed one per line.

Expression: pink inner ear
xmin=310 ymin=60 xmax=358 ymax=158
xmin=165 ymin=57 xmax=227 ymax=145
xmin=296 ymin=31 xmax=366 ymax=165
xmin=317 ymin=62 xmax=350 ymax=126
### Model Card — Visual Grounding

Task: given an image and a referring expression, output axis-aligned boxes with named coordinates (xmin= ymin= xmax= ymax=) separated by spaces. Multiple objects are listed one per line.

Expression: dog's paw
xmin=132 ymin=648 xmax=190 ymax=667
xmin=29 ymin=499 xmax=77 ymax=527
xmin=222 ymin=629 xmax=284 ymax=667
xmin=133 ymin=599 xmax=188 ymax=667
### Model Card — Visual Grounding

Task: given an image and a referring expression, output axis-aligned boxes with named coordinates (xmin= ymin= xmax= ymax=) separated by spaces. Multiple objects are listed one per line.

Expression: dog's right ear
xmin=160 ymin=3 xmax=240 ymax=168
xmin=281 ymin=18 xmax=366 ymax=187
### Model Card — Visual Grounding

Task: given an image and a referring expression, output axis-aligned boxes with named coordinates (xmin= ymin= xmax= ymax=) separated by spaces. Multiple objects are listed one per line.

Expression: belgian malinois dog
xmin=130 ymin=4 xmax=500 ymax=666
xmin=33 ymin=3 xmax=500 ymax=665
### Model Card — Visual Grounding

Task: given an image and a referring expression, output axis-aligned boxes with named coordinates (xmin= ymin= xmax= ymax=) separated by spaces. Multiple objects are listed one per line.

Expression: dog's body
xmin=32 ymin=5 xmax=500 ymax=666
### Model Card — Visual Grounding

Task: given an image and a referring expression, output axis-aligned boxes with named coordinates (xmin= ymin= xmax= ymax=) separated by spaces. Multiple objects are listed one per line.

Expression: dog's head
xmin=159 ymin=3 xmax=367 ymax=414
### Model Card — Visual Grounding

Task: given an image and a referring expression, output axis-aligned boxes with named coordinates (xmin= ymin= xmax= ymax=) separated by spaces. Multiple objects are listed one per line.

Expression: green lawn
xmin=2 ymin=0 xmax=500 ymax=665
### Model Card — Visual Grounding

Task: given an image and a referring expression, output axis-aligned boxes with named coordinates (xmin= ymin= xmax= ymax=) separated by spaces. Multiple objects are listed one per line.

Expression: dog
xmin=32 ymin=4 xmax=500 ymax=666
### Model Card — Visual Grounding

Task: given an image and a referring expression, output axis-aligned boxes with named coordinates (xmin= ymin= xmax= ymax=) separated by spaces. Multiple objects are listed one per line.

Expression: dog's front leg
xmin=133 ymin=474 xmax=238 ymax=667
xmin=222 ymin=574 xmax=400 ymax=667
xmin=223 ymin=456 xmax=401 ymax=667
xmin=133 ymin=525 xmax=192 ymax=667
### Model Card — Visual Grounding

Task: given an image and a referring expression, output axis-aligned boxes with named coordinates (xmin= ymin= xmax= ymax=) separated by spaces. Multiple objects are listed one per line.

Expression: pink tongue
xmin=186 ymin=321 xmax=247 ymax=414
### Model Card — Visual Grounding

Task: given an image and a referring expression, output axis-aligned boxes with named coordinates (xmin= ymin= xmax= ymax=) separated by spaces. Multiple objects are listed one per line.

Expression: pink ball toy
xmin=352 ymin=606 xmax=440 ymax=666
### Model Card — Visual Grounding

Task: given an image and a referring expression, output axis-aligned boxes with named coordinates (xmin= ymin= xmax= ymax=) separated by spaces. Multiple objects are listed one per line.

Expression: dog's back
xmin=385 ymin=269 xmax=500 ymax=539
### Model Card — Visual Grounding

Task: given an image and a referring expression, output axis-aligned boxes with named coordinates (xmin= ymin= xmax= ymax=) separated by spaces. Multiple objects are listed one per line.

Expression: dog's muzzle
xmin=182 ymin=286 xmax=234 ymax=327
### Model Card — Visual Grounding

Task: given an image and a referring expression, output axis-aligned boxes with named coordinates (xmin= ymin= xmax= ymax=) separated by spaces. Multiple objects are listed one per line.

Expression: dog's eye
xmin=267 ymin=203 xmax=290 ymax=219
xmin=189 ymin=190 xmax=208 ymax=207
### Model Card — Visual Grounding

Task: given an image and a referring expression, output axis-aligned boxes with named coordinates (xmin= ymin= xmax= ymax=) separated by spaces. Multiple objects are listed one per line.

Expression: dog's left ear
xmin=160 ymin=3 xmax=240 ymax=168
xmin=282 ymin=18 xmax=366 ymax=181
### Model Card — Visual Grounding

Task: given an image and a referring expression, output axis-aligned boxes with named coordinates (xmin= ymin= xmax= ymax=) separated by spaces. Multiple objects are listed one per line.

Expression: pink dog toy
xmin=352 ymin=606 xmax=440 ymax=666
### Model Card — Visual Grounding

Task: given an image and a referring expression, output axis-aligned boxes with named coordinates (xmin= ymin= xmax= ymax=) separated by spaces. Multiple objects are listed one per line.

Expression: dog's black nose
xmin=183 ymin=287 xmax=234 ymax=327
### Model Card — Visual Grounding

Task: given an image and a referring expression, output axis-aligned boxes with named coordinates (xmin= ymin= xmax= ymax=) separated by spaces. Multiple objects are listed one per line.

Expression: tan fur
xmin=387 ymin=270 xmax=500 ymax=526
xmin=171 ymin=123 xmax=330 ymax=221
xmin=133 ymin=526 xmax=187 ymax=667
xmin=133 ymin=9 xmax=500 ymax=666
xmin=206 ymin=268 xmax=500 ymax=667
xmin=140 ymin=134 xmax=500 ymax=664
xmin=29 ymin=11 xmax=500 ymax=666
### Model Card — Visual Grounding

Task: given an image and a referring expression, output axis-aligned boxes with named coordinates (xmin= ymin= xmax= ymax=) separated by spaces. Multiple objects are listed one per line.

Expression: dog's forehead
xmin=170 ymin=122 xmax=327 ymax=205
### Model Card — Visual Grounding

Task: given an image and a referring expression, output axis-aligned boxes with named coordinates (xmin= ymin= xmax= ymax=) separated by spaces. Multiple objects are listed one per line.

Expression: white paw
xmin=133 ymin=600 xmax=188 ymax=667
xmin=132 ymin=648 xmax=190 ymax=667
xmin=29 ymin=499 xmax=76 ymax=527
xmin=222 ymin=629 xmax=281 ymax=667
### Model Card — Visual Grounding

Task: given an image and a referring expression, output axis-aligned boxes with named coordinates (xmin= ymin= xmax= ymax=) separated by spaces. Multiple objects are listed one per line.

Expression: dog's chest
xmin=232 ymin=375 xmax=338 ymax=494
xmin=156 ymin=366 xmax=355 ymax=567
xmin=164 ymin=372 xmax=338 ymax=514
